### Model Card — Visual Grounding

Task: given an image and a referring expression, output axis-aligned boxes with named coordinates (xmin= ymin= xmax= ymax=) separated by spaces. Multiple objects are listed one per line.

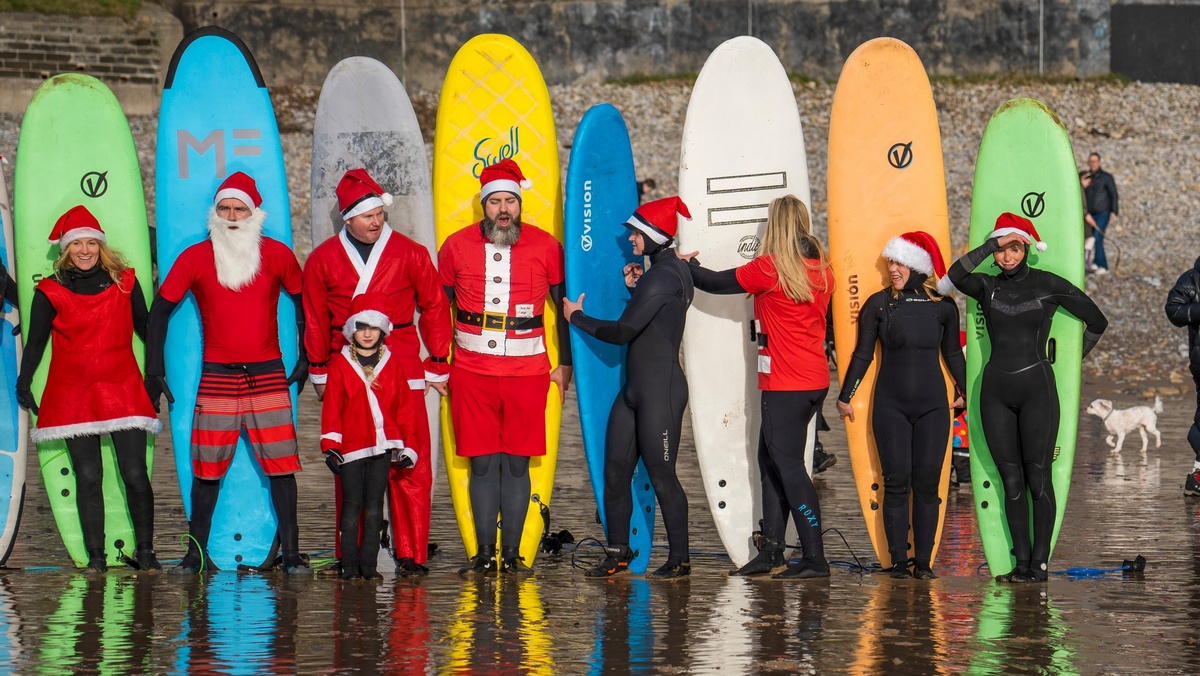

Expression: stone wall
xmin=0 ymin=3 xmax=182 ymax=114
xmin=173 ymin=0 xmax=1114 ymax=90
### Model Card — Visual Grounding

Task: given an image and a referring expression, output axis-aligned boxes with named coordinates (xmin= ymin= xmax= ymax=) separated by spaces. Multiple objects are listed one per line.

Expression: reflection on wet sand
xmin=445 ymin=578 xmax=554 ymax=675
xmin=0 ymin=386 xmax=1194 ymax=672
xmin=969 ymin=585 xmax=1074 ymax=675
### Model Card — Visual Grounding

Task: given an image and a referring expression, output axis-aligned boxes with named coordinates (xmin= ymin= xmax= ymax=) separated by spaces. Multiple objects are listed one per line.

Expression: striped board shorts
xmin=191 ymin=359 xmax=300 ymax=479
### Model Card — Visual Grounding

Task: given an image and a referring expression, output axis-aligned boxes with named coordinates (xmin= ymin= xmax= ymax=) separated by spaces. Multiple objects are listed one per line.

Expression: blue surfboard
xmin=564 ymin=104 xmax=656 ymax=573
xmin=0 ymin=170 xmax=23 ymax=567
xmin=156 ymin=27 xmax=298 ymax=570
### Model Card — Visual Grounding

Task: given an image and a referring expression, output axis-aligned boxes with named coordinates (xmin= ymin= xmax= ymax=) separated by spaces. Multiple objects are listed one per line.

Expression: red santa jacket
xmin=320 ymin=346 xmax=415 ymax=464
xmin=304 ymin=225 xmax=451 ymax=387
xmin=437 ymin=222 xmax=564 ymax=377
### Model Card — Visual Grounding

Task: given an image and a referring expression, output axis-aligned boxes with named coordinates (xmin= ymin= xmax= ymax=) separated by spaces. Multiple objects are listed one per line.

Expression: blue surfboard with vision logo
xmin=156 ymin=26 xmax=298 ymax=570
xmin=565 ymin=104 xmax=656 ymax=574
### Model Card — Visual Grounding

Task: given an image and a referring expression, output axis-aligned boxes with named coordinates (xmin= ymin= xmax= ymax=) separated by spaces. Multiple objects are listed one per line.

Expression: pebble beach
xmin=0 ymin=76 xmax=1195 ymax=394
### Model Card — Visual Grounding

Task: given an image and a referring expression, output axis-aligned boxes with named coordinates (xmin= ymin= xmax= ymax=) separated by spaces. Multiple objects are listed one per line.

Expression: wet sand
xmin=0 ymin=374 xmax=1194 ymax=673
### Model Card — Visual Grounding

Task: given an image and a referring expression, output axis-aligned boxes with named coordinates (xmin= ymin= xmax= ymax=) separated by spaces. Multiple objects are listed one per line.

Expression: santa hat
xmin=49 ymin=205 xmax=106 ymax=247
xmin=479 ymin=158 xmax=532 ymax=203
xmin=990 ymin=212 xmax=1047 ymax=252
xmin=882 ymin=231 xmax=947 ymax=279
xmin=213 ymin=171 xmax=263 ymax=210
xmin=342 ymin=292 xmax=393 ymax=343
xmin=624 ymin=196 xmax=692 ymax=246
xmin=337 ymin=168 xmax=394 ymax=221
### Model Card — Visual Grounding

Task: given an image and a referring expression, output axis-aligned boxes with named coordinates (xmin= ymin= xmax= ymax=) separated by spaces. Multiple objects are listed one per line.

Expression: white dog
xmin=1085 ymin=396 xmax=1163 ymax=453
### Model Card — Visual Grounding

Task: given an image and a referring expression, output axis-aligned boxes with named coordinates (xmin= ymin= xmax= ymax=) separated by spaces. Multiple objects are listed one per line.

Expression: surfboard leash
xmin=975 ymin=554 xmax=1146 ymax=579
xmin=819 ymin=527 xmax=877 ymax=574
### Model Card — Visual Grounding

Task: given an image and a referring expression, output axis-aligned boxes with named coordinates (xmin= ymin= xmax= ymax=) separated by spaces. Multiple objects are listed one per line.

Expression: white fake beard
xmin=207 ymin=207 xmax=266 ymax=290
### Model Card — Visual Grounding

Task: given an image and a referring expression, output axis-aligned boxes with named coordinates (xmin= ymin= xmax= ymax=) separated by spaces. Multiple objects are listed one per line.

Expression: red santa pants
xmin=449 ymin=364 xmax=549 ymax=457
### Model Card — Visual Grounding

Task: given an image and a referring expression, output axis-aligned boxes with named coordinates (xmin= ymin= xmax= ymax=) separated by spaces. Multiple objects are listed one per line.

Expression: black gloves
xmin=286 ymin=360 xmax=309 ymax=395
xmin=324 ymin=450 xmax=344 ymax=475
xmin=144 ymin=375 xmax=174 ymax=413
xmin=15 ymin=387 xmax=37 ymax=415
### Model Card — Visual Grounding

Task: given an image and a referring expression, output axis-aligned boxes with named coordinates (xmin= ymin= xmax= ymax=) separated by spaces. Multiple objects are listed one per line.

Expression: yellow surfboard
xmin=433 ymin=33 xmax=563 ymax=566
xmin=827 ymin=38 xmax=954 ymax=570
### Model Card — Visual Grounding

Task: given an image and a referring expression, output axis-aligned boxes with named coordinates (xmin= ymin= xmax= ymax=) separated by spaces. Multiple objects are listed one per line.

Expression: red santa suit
xmin=304 ymin=224 xmax=449 ymax=564
xmin=438 ymin=221 xmax=564 ymax=456
xmin=34 ymin=268 xmax=161 ymax=442
xmin=320 ymin=346 xmax=415 ymax=464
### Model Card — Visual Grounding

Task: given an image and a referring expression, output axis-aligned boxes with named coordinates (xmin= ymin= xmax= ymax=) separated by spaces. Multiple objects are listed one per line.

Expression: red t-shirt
xmin=735 ymin=254 xmax=833 ymax=391
xmin=159 ymin=237 xmax=303 ymax=363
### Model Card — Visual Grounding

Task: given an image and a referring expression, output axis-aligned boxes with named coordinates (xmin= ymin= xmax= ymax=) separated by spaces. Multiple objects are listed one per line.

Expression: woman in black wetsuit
xmin=683 ymin=194 xmax=835 ymax=579
xmin=834 ymin=231 xmax=966 ymax=580
xmin=945 ymin=212 xmax=1107 ymax=583
xmin=563 ymin=197 xmax=695 ymax=579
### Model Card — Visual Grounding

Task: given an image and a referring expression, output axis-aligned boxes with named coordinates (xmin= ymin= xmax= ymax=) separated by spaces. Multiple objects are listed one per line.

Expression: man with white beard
xmin=144 ymin=171 xmax=309 ymax=575
xmin=438 ymin=158 xmax=572 ymax=575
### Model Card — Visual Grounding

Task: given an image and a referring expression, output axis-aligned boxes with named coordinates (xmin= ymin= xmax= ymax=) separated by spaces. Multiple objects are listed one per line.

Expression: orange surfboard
xmin=827 ymin=38 xmax=954 ymax=569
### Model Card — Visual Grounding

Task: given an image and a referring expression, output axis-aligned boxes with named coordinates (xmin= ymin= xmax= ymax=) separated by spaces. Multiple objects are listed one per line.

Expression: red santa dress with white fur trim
xmin=33 ymin=268 xmax=160 ymax=442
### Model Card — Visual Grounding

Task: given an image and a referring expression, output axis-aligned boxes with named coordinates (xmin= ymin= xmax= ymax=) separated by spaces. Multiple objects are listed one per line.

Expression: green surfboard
xmin=965 ymin=98 xmax=1085 ymax=576
xmin=14 ymin=74 xmax=155 ymax=568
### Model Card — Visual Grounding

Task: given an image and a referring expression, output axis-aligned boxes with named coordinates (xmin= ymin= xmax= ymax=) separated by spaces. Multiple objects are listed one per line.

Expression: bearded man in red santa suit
xmin=144 ymin=171 xmax=310 ymax=575
xmin=438 ymin=158 xmax=572 ymax=575
xmin=304 ymin=167 xmax=450 ymax=577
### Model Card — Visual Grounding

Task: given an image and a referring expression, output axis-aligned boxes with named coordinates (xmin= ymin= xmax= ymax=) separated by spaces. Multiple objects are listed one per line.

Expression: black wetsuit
xmin=1164 ymin=257 xmax=1200 ymax=461
xmin=687 ymin=262 xmax=828 ymax=561
xmin=570 ymin=248 xmax=693 ymax=562
xmin=18 ymin=267 xmax=155 ymax=557
xmin=947 ymin=239 xmax=1107 ymax=574
xmin=838 ymin=278 xmax=966 ymax=565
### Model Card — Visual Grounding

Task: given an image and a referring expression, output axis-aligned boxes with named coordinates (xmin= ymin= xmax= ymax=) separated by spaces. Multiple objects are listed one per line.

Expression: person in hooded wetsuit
xmin=681 ymin=194 xmax=835 ymax=579
xmin=945 ymin=212 xmax=1107 ymax=583
xmin=835 ymin=231 xmax=966 ymax=580
xmin=17 ymin=206 xmax=162 ymax=573
xmin=1164 ymin=257 xmax=1200 ymax=495
xmin=563 ymin=197 xmax=694 ymax=579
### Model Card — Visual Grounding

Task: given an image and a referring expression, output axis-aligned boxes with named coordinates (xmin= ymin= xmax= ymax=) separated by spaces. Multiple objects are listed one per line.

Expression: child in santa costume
xmin=321 ymin=293 xmax=417 ymax=580
xmin=17 ymin=205 xmax=161 ymax=573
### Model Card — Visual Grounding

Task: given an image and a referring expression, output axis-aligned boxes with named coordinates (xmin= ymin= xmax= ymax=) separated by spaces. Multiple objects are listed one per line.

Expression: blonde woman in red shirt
xmin=684 ymin=195 xmax=835 ymax=579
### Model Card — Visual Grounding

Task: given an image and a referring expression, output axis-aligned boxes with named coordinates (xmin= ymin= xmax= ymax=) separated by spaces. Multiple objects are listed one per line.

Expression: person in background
xmin=1079 ymin=170 xmax=1098 ymax=273
xmin=1085 ymin=152 xmax=1118 ymax=275
xmin=636 ymin=178 xmax=656 ymax=204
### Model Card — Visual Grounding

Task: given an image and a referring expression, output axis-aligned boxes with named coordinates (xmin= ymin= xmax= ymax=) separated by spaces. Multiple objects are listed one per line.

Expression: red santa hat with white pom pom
xmin=48 ymin=205 xmax=106 ymax=247
xmin=881 ymin=230 xmax=957 ymax=296
xmin=624 ymin=196 xmax=692 ymax=246
xmin=479 ymin=158 xmax=532 ymax=203
xmin=990 ymin=212 xmax=1047 ymax=252
xmin=337 ymin=168 xmax=394 ymax=221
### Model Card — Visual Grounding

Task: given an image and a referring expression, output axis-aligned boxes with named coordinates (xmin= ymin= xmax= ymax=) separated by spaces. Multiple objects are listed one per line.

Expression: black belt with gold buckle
xmin=456 ymin=309 xmax=543 ymax=331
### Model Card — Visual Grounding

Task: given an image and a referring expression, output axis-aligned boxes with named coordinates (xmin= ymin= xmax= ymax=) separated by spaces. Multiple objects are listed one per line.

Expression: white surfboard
xmin=311 ymin=56 xmax=440 ymax=573
xmin=677 ymin=36 xmax=815 ymax=569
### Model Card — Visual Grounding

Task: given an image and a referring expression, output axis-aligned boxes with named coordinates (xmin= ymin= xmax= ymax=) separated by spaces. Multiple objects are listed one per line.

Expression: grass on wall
xmin=0 ymin=0 xmax=141 ymax=19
